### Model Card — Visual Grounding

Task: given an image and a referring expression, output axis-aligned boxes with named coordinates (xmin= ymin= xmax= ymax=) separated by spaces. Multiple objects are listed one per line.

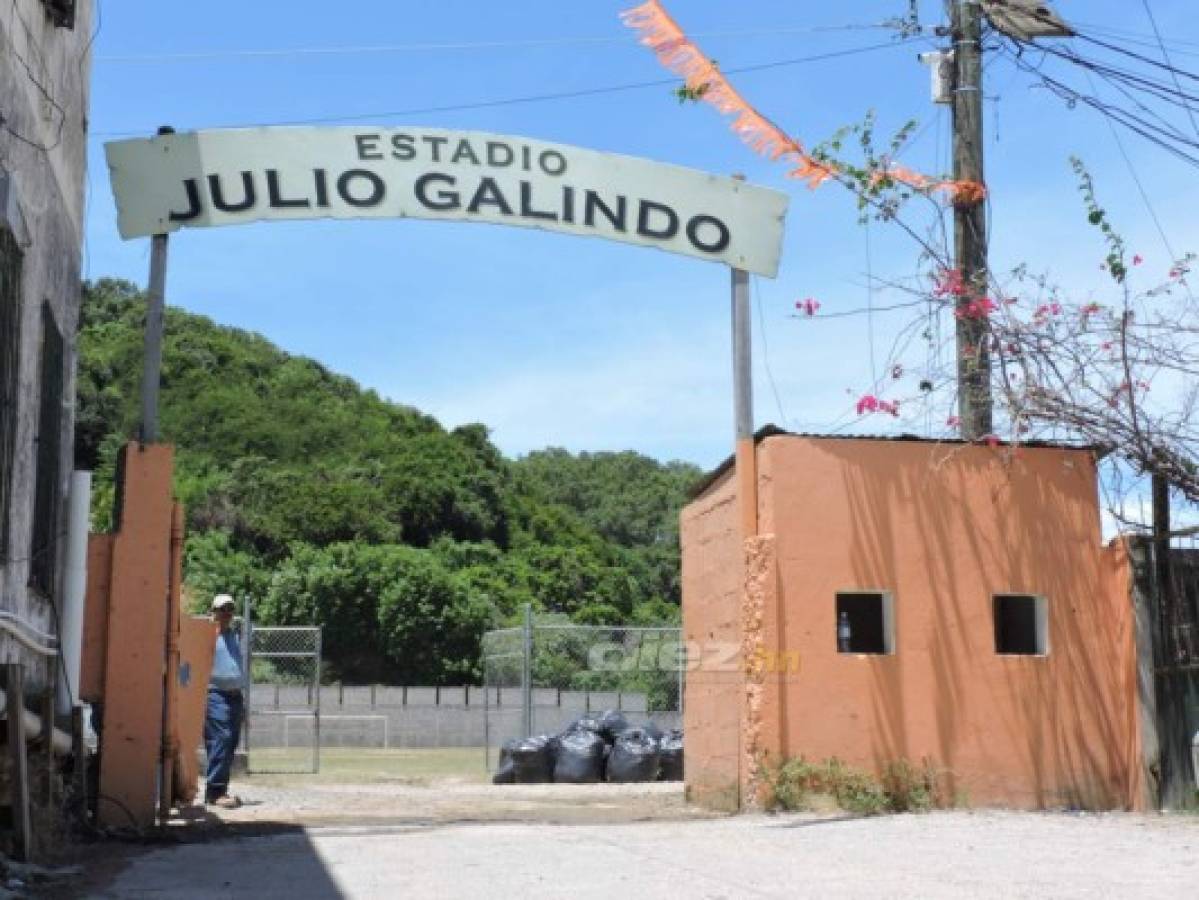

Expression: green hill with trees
xmin=75 ymin=278 xmax=701 ymax=684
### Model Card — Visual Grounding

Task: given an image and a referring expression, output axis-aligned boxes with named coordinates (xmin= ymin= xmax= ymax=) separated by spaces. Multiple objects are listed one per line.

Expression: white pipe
xmin=58 ymin=471 xmax=91 ymax=715
xmin=0 ymin=687 xmax=72 ymax=755
xmin=0 ymin=615 xmax=58 ymax=657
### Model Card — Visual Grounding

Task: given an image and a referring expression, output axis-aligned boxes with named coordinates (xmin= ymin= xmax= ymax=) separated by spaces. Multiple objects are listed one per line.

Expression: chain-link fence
xmin=244 ymin=619 xmax=322 ymax=774
xmin=481 ymin=609 xmax=682 ymax=770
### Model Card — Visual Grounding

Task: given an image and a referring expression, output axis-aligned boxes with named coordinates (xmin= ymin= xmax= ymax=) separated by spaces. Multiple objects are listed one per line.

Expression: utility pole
xmin=951 ymin=1 xmax=992 ymax=438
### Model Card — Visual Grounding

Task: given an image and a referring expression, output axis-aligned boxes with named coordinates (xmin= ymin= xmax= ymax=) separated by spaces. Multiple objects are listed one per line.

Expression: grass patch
xmin=766 ymin=756 xmax=948 ymax=815
xmin=247 ymin=747 xmax=490 ymax=785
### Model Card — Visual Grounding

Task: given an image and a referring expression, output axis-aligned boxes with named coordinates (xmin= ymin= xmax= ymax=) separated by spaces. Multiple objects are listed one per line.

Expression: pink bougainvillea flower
xmin=795 ymin=297 xmax=821 ymax=317
xmin=932 ymin=268 xmax=968 ymax=298
xmin=1101 ymin=341 xmax=1113 ymax=351
xmin=856 ymin=394 xmax=880 ymax=415
xmin=982 ymin=434 xmax=1001 ymax=448
xmin=946 ymin=415 xmax=961 ymax=428
xmin=1132 ymin=254 xmax=1143 ymax=266
xmin=954 ymin=297 xmax=998 ymax=320
xmin=1081 ymin=303 xmax=1102 ymax=317
xmin=855 ymin=395 xmax=900 ymax=417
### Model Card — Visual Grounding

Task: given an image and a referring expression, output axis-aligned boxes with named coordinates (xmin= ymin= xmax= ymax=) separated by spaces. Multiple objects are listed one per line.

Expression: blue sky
xmin=84 ymin=1 xmax=1199 ymax=470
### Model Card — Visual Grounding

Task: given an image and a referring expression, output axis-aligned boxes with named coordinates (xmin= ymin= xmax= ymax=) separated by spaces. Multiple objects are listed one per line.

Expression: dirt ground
xmin=195 ymin=779 xmax=705 ymax=827
xmin=37 ymin=768 xmax=1198 ymax=899
xmin=66 ymin=803 xmax=1199 ymax=898
xmin=180 ymin=747 xmax=709 ymax=827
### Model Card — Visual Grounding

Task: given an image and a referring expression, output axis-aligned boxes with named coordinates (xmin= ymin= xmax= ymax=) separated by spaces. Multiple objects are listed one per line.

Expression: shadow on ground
xmin=48 ymin=781 xmax=714 ymax=897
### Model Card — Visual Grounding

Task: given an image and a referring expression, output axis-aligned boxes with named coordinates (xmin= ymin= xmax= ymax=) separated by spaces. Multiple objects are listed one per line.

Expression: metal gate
xmin=244 ymin=617 xmax=322 ymax=775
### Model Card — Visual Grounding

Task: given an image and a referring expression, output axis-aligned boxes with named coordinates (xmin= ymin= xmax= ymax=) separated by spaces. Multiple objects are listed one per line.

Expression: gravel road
xmin=82 ymin=806 xmax=1196 ymax=899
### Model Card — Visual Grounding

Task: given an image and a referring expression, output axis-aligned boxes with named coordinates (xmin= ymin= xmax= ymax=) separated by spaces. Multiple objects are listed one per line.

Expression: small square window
xmin=993 ymin=594 xmax=1048 ymax=656
xmin=836 ymin=592 xmax=894 ymax=655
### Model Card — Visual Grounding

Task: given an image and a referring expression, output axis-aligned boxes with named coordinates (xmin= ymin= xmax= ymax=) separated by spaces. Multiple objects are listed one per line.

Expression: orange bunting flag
xmin=619 ymin=0 xmax=986 ymax=204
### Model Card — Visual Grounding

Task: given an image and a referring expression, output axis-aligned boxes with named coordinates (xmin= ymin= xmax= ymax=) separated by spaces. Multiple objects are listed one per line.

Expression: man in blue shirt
xmin=205 ymin=593 xmax=246 ymax=808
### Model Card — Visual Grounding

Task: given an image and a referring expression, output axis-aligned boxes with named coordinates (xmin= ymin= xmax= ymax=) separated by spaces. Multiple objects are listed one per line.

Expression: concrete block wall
xmin=245 ymin=684 xmax=680 ymax=749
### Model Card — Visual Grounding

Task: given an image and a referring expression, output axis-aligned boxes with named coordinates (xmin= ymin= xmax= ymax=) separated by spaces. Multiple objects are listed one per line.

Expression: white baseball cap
xmin=211 ymin=593 xmax=236 ymax=610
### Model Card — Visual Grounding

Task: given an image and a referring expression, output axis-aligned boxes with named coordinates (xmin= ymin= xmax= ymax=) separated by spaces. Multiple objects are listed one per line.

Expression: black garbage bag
xmin=492 ymin=739 xmax=518 ymax=784
xmin=635 ymin=720 xmax=664 ymax=742
xmin=607 ymin=728 xmax=660 ymax=783
xmin=567 ymin=709 xmax=628 ymax=743
xmin=553 ymin=728 xmax=608 ymax=783
xmin=596 ymin=709 xmax=629 ymax=742
xmin=511 ymin=735 xmax=555 ymax=784
xmin=568 ymin=713 xmax=604 ymax=736
xmin=658 ymin=729 xmax=684 ymax=781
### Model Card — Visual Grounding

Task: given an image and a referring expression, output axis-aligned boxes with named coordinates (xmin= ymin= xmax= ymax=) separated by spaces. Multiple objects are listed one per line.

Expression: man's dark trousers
xmin=204 ymin=688 xmax=244 ymax=802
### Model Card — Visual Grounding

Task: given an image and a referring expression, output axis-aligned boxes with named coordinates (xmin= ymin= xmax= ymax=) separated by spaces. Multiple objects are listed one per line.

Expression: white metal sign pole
xmin=731 ymin=174 xmax=757 ymax=541
xmin=732 ymin=264 xmax=757 ymax=540
xmin=139 ymin=126 xmax=174 ymax=444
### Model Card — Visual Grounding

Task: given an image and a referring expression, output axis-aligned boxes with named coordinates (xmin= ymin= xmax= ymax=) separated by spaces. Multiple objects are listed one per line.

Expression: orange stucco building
xmin=681 ymin=431 xmax=1150 ymax=812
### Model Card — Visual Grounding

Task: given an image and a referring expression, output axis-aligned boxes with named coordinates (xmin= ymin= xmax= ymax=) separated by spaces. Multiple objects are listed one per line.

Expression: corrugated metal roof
xmin=688 ymin=424 xmax=1107 ymax=500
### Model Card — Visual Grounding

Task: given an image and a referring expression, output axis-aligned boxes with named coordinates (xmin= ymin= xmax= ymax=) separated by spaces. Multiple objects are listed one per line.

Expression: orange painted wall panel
xmin=682 ymin=436 xmax=1144 ymax=810
xmin=173 ymin=616 xmax=215 ymax=803
xmin=97 ymin=444 xmax=175 ymax=827
xmin=680 ymin=469 xmax=743 ymax=811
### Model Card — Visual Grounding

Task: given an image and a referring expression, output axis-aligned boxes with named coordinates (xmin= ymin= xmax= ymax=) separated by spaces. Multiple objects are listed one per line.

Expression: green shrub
xmin=768 ymin=757 xmax=822 ymax=812
xmin=767 ymin=757 xmax=886 ymax=815
xmin=881 ymin=758 xmax=940 ymax=813
xmin=767 ymin=756 xmax=949 ymax=816
xmin=834 ymin=768 xmax=889 ymax=814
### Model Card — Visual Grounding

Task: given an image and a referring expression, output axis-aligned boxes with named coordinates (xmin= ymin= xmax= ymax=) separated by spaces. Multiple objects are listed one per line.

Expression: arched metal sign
xmin=105 ymin=126 xmax=789 ymax=277
xmin=106 ymin=125 xmax=780 ymax=535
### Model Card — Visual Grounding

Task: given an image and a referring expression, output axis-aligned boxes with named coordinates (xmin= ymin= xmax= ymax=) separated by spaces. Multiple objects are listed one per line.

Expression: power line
xmin=997 ymin=43 xmax=1199 ymax=170
xmin=93 ymin=37 xmax=919 ymax=138
xmin=1083 ymin=70 xmax=1195 ymax=302
xmin=1072 ymin=31 xmax=1199 ymax=85
xmin=1139 ymin=0 xmax=1199 ymax=139
xmin=751 ymin=275 xmax=788 ymax=428
xmin=1033 ymin=41 xmax=1199 ymax=118
xmin=1067 ymin=20 xmax=1199 ymax=55
xmin=94 ymin=23 xmax=894 ymax=64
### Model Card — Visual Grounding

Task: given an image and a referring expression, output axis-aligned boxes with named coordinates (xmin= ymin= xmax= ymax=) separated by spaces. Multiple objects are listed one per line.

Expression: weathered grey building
xmin=1 ymin=0 xmax=93 ymax=691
